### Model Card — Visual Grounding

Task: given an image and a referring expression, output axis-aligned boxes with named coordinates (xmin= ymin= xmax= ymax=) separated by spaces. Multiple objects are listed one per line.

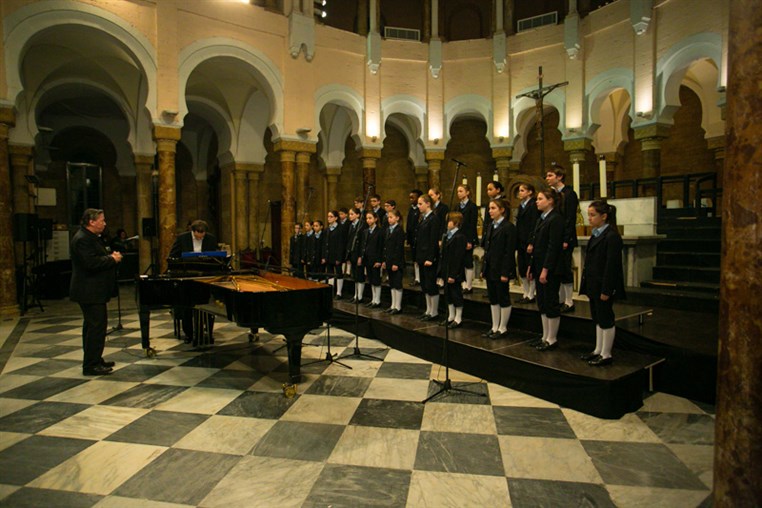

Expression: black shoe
xmin=482 ymin=329 xmax=496 ymax=338
xmin=463 ymin=288 xmax=473 ymax=294
xmin=560 ymin=304 xmax=576 ymax=313
xmin=528 ymin=338 xmax=543 ymax=347
xmin=365 ymin=301 xmax=375 ymax=308
xmin=439 ymin=318 xmax=452 ymax=326
xmin=420 ymin=314 xmax=436 ymax=322
xmin=383 ymin=307 xmax=394 ymax=313
xmin=536 ymin=341 xmax=558 ymax=351
xmin=589 ymin=356 xmax=613 ymax=366
xmin=409 ymin=281 xmax=420 ymax=287
xmin=580 ymin=352 xmax=600 ymax=361
xmin=83 ymin=365 xmax=113 ymax=376
xmin=527 ymin=297 xmax=536 ymax=303
xmin=418 ymin=313 xmax=430 ymax=320
xmin=101 ymin=360 xmax=115 ymax=368
xmin=517 ymin=297 xmax=530 ymax=304
xmin=389 ymin=309 xmax=402 ymax=315
xmin=334 ymin=294 xmax=343 ymax=301
xmin=447 ymin=321 xmax=462 ymax=329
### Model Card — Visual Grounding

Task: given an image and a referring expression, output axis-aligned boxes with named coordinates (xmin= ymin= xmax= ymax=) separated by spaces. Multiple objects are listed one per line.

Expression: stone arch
xmin=314 ymin=84 xmax=363 ymax=147
xmin=444 ymin=94 xmax=493 ymax=142
xmin=511 ymin=88 xmax=566 ymax=164
xmin=382 ymin=95 xmax=426 ymax=166
xmin=585 ymin=68 xmax=634 ymax=138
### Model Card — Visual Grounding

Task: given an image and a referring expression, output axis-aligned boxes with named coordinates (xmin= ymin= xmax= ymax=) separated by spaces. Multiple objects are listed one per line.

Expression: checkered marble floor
xmin=0 ymin=300 xmax=715 ymax=507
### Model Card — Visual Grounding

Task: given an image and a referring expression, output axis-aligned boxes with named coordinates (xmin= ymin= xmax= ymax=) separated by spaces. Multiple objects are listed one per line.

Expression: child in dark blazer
xmin=579 ymin=200 xmax=625 ymax=366
xmin=359 ymin=211 xmax=384 ymax=308
xmin=382 ymin=209 xmax=405 ymax=314
xmin=346 ymin=208 xmax=365 ymax=303
xmin=456 ymin=184 xmax=479 ymax=294
xmin=527 ymin=190 xmax=565 ymax=351
xmin=439 ymin=211 xmax=467 ymax=328
xmin=516 ymin=183 xmax=540 ymax=303
xmin=312 ymin=220 xmax=326 ymax=281
xmin=289 ymin=223 xmax=303 ymax=278
xmin=301 ymin=221 xmax=314 ymax=280
xmin=481 ymin=198 xmax=517 ymax=338
xmin=324 ymin=211 xmax=344 ymax=298
xmin=416 ymin=194 xmax=442 ymax=320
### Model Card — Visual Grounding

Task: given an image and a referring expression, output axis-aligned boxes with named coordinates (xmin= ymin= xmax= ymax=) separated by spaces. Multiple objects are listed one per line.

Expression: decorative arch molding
xmin=177 ymin=38 xmax=284 ymax=136
xmin=656 ymin=32 xmax=723 ymax=123
xmin=3 ymin=0 xmax=158 ymax=117
xmin=314 ymin=84 xmax=364 ymax=141
xmin=444 ymin=94 xmax=493 ymax=142
xmin=185 ymin=95 xmax=234 ymax=165
xmin=381 ymin=95 xmax=425 ymax=141
xmin=386 ymin=114 xmax=425 ymax=167
xmin=511 ymin=89 xmax=565 ymax=162
xmin=585 ymin=68 xmax=634 ymax=137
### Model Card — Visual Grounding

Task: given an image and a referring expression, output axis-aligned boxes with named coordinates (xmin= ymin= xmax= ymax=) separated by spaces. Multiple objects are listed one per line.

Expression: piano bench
xmin=191 ymin=308 xmax=216 ymax=347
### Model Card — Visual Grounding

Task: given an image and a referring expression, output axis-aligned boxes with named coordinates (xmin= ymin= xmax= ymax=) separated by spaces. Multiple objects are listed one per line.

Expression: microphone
xmin=451 ymin=158 xmax=467 ymax=167
xmin=126 ymin=235 xmax=139 ymax=241
xmin=367 ymin=184 xmax=375 ymax=189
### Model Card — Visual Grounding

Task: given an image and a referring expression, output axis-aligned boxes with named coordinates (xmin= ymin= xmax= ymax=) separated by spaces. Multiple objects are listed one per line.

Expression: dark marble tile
xmin=305 ymin=375 xmax=372 ymax=397
xmin=106 ymin=410 xmax=209 ymax=446
xmin=376 ymin=362 xmax=432 ymax=380
xmin=2 ymin=377 xmax=88 ymax=400
xmin=304 ymin=463 xmax=411 ymax=508
xmin=101 ymin=349 xmax=145 ymax=365
xmin=103 ymin=336 xmax=145 ymax=349
xmin=251 ymin=421 xmax=345 ymax=461
xmin=197 ymin=370 xmax=259 ymax=390
xmin=218 ymin=391 xmax=298 ymax=419
xmin=23 ymin=345 xmax=80 ymax=359
xmin=414 ymin=431 xmax=505 ymax=476
xmin=637 ymin=412 xmax=715 ymax=445
xmin=101 ymin=384 xmax=187 ymax=409
xmin=582 ymin=440 xmax=707 ymax=489
xmin=507 ymin=478 xmax=616 ymax=508
xmin=0 ymin=435 xmax=94 ymax=485
xmin=336 ymin=347 xmax=389 ymax=361
xmin=493 ymin=407 xmax=576 ymax=439
xmin=305 ymin=335 xmax=355 ymax=348
xmin=9 ymin=359 xmax=80 ymax=377
xmin=180 ymin=353 xmax=241 ymax=369
xmin=101 ymin=363 xmax=173 ymax=382
xmin=272 ymin=359 xmax=331 ymax=377
xmin=25 ymin=335 xmax=79 ymax=345
xmin=0 ymin=401 xmax=89 ymax=433
xmin=350 ymin=399 xmax=424 ymax=430
xmin=423 ymin=380 xmax=491 ymax=405
xmin=27 ymin=325 xmax=80 ymax=334
xmin=113 ymin=448 xmax=240 ymax=505
xmin=0 ymin=488 xmax=102 ymax=508
xmin=31 ymin=317 xmax=77 ymax=325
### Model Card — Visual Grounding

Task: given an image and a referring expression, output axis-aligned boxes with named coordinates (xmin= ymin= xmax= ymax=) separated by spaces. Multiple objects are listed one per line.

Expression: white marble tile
xmin=174 ymin=415 xmax=274 ymax=455
xmin=429 ymin=365 xmax=484 ymax=383
xmin=406 ymin=471 xmax=511 ymax=508
xmin=640 ymin=393 xmax=707 ymax=414
xmin=487 ymin=383 xmax=558 ymax=408
xmin=0 ymin=484 xmax=20 ymax=502
xmin=498 ymin=435 xmax=603 ymax=483
xmin=562 ymin=408 xmax=662 ymax=443
xmin=363 ymin=377 xmax=431 ymax=401
xmin=384 ymin=350 xmax=431 ymax=364
xmin=56 ymin=337 xmax=84 ymax=347
xmin=0 ymin=431 xmax=30 ymax=453
xmin=0 ymin=357 xmax=44 ymax=375
xmin=9 ymin=343 xmax=49 ymax=356
xmin=52 ymin=349 xmax=87 ymax=361
xmin=199 ymin=455 xmax=323 ymax=508
xmin=0 ymin=374 xmax=41 ymax=394
xmin=0 ymin=397 xmax=37 ymax=418
xmin=323 ymin=358 xmax=382 ymax=377
xmin=154 ymin=387 xmax=243 ymax=414
xmin=47 ymin=380 xmax=139 ymax=404
xmin=281 ymin=394 xmax=361 ymax=425
xmin=421 ymin=403 xmax=497 ymax=435
xmin=38 ymin=405 xmax=149 ymax=440
xmin=606 ymin=485 xmax=710 ymax=508
xmin=94 ymin=496 xmax=194 ymax=508
xmin=29 ymin=440 xmax=167 ymax=495
xmin=667 ymin=444 xmax=714 ymax=489
xmin=143 ymin=367 xmax=218 ymax=386
xmin=248 ymin=372 xmax=320 ymax=394
xmin=328 ymin=425 xmax=419 ymax=470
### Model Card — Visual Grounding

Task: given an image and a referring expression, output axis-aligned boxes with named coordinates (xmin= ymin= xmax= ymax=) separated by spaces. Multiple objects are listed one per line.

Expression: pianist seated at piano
xmin=168 ymin=219 xmax=218 ymax=342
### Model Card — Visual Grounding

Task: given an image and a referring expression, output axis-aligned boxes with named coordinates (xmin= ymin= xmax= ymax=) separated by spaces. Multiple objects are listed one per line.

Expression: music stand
xmin=422 ymin=159 xmax=486 ymax=404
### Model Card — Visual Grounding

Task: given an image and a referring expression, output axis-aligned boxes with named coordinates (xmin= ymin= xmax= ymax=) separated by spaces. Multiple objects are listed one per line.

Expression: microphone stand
xmin=106 ymin=264 xmax=124 ymax=335
xmin=422 ymin=159 xmax=485 ymax=403
xmin=339 ymin=184 xmax=386 ymax=361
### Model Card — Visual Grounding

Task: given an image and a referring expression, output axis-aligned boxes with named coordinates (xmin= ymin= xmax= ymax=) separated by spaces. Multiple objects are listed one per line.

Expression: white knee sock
xmin=540 ymin=314 xmax=549 ymax=341
xmin=336 ymin=278 xmax=344 ymax=296
xmin=454 ymin=306 xmax=463 ymax=324
xmin=465 ymin=268 xmax=474 ymax=290
xmin=558 ymin=284 xmax=566 ymax=304
xmin=528 ymin=279 xmax=536 ymax=299
xmin=490 ymin=305 xmax=500 ymax=332
xmin=563 ymin=283 xmax=574 ymax=306
xmin=594 ymin=325 xmax=603 ymax=355
xmin=394 ymin=289 xmax=403 ymax=310
xmin=498 ymin=306 xmax=512 ymax=333
xmin=521 ymin=278 xmax=530 ymax=298
xmin=372 ymin=286 xmax=381 ymax=304
xmin=414 ymin=263 xmax=420 ymax=282
xmin=356 ymin=282 xmax=365 ymax=300
xmin=448 ymin=304 xmax=455 ymax=321
xmin=601 ymin=327 xmax=615 ymax=358
xmin=425 ymin=294 xmax=432 ymax=315
xmin=546 ymin=317 xmax=560 ymax=344
xmin=329 ymin=278 xmax=335 ymax=287
xmin=430 ymin=295 xmax=439 ymax=317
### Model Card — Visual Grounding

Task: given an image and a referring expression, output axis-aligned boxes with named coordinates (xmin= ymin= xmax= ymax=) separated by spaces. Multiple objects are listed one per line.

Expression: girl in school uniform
xmin=429 ymin=187 xmax=450 ymax=237
xmin=311 ymin=220 xmax=326 ymax=281
xmin=359 ymin=210 xmax=384 ymax=308
xmin=456 ymin=184 xmax=479 ymax=294
xmin=416 ymin=194 xmax=442 ymax=321
xmin=527 ymin=189 xmax=565 ymax=351
xmin=516 ymin=183 xmax=540 ymax=304
xmin=382 ymin=209 xmax=405 ymax=314
xmin=346 ymin=208 xmax=365 ymax=303
xmin=481 ymin=198 xmax=517 ymax=339
xmin=579 ymin=200 xmax=626 ymax=366
xmin=439 ymin=211 xmax=467 ymax=328
xmin=324 ymin=210 xmax=345 ymax=299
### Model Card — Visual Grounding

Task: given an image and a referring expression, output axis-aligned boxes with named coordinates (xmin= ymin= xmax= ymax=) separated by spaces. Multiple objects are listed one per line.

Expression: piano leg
xmin=283 ymin=333 xmax=304 ymax=384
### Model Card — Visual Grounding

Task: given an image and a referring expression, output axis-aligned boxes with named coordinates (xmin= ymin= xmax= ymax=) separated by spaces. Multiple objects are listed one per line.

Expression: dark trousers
xmin=176 ymin=305 xmax=193 ymax=339
xmin=536 ymin=273 xmax=562 ymax=317
xmin=351 ymin=261 xmax=365 ymax=283
xmin=464 ymin=248 xmax=474 ymax=269
xmin=326 ymin=262 xmax=342 ymax=279
xmin=420 ymin=264 xmax=439 ymax=295
xmin=588 ymin=294 xmax=616 ymax=329
xmin=446 ymin=282 xmax=464 ymax=307
xmin=79 ymin=302 xmax=107 ymax=369
xmin=365 ymin=264 xmax=382 ymax=285
xmin=387 ymin=267 xmax=403 ymax=289
xmin=486 ymin=278 xmax=511 ymax=307
xmin=560 ymin=247 xmax=574 ymax=284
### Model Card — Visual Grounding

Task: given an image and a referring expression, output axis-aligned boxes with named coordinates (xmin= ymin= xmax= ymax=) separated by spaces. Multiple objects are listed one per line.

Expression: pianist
xmin=168 ymin=219 xmax=218 ymax=341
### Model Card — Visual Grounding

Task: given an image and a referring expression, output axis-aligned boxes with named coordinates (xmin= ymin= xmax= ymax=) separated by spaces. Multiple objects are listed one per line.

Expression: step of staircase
xmin=626 ymin=285 xmax=718 ymax=313
xmin=658 ymin=238 xmax=721 ymax=254
xmin=652 ymin=265 xmax=720 ymax=284
xmin=657 ymin=251 xmax=721 ymax=268
xmin=640 ymin=279 xmax=720 ymax=294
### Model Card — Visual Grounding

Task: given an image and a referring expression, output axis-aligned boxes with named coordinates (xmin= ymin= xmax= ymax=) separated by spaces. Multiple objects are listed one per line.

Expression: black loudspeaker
xmin=13 ymin=213 xmax=38 ymax=242
xmin=142 ymin=218 xmax=156 ymax=238
xmin=38 ymin=219 xmax=53 ymax=241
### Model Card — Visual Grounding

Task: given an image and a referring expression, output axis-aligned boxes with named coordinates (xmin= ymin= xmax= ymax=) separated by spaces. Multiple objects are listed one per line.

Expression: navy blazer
xmin=360 ymin=226 xmax=384 ymax=265
xmin=324 ymin=226 xmax=345 ymax=264
xmin=557 ymin=186 xmax=579 ymax=248
xmin=383 ymin=225 xmax=405 ymax=269
xmin=406 ymin=204 xmax=420 ymax=247
xmin=516 ymin=198 xmax=540 ymax=249
xmin=529 ymin=209 xmax=565 ymax=276
xmin=345 ymin=221 xmax=363 ymax=262
xmin=580 ymin=226 xmax=626 ymax=300
xmin=439 ymin=229 xmax=467 ymax=282
xmin=481 ymin=194 xmax=505 ymax=247
xmin=457 ymin=200 xmax=479 ymax=246
xmin=433 ymin=201 xmax=450 ymax=236
xmin=482 ymin=219 xmax=517 ymax=280
xmin=69 ymin=227 xmax=117 ymax=304
xmin=415 ymin=212 xmax=441 ymax=265
xmin=169 ymin=231 xmax=218 ymax=258
xmin=289 ymin=233 xmax=303 ymax=267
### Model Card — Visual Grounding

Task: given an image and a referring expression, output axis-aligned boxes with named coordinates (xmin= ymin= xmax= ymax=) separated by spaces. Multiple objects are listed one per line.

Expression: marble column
xmin=602 ymin=152 xmax=619 ymax=189
xmin=564 ymin=137 xmax=593 ymax=193
xmin=134 ymin=155 xmax=154 ymax=274
xmin=278 ymin=150 xmax=296 ymax=265
xmin=425 ymin=150 xmax=445 ymax=190
xmin=296 ymin=152 xmax=311 ymax=222
xmin=360 ymin=148 xmax=381 ymax=197
xmin=0 ymin=108 xmax=20 ymax=318
xmin=633 ymin=124 xmax=670 ymax=180
xmin=715 ymin=1 xmax=762 ymax=504
xmin=326 ymin=167 xmax=341 ymax=212
xmin=153 ymin=125 xmax=181 ymax=273
xmin=415 ymin=166 xmax=429 ymax=192
xmin=234 ymin=166 xmax=249 ymax=255
xmin=9 ymin=144 xmax=34 ymax=215
xmin=247 ymin=165 xmax=264 ymax=254
xmin=492 ymin=146 xmax=513 ymax=189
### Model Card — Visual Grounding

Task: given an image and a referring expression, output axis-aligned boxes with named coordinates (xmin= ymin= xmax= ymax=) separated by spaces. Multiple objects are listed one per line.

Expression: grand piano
xmin=137 ymin=268 xmax=333 ymax=383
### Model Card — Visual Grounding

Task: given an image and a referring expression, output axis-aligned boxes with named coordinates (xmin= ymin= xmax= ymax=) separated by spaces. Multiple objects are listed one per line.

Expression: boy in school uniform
xmin=382 ymin=209 xmax=405 ymax=314
xmin=439 ymin=211 xmax=467 ymax=328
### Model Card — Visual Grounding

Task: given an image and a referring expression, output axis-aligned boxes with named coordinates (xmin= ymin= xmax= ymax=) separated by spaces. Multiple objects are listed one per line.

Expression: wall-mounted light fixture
xmin=433 ymin=138 xmax=440 ymax=145
xmin=371 ymin=135 xmax=378 ymax=142
xmin=296 ymin=128 xmax=311 ymax=136
xmin=636 ymin=111 xmax=653 ymax=119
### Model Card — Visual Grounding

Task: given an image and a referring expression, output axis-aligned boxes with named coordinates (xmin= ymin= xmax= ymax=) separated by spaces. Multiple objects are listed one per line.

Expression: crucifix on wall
xmin=515 ymin=66 xmax=568 ymax=173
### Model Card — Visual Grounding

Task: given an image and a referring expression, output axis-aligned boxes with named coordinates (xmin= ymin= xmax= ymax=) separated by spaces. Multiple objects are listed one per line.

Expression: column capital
xmin=326 ymin=174 xmax=339 ymax=184
xmin=296 ymin=152 xmax=312 ymax=164
xmin=273 ymin=139 xmax=317 ymax=154
xmin=0 ymin=106 xmax=15 ymax=126
xmin=153 ymin=125 xmax=182 ymax=141
xmin=706 ymin=135 xmax=725 ymax=151
xmin=425 ymin=149 xmax=445 ymax=162
xmin=632 ymin=123 xmax=670 ymax=142
xmin=326 ymin=166 xmax=342 ymax=177
xmin=563 ymin=137 xmax=593 ymax=153
xmin=568 ymin=150 xmax=588 ymax=164
xmin=279 ymin=150 xmax=296 ymax=163
xmin=9 ymin=144 xmax=34 ymax=159
xmin=360 ymin=148 xmax=382 ymax=160
xmin=134 ymin=154 xmax=154 ymax=166
xmin=491 ymin=146 xmax=514 ymax=160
